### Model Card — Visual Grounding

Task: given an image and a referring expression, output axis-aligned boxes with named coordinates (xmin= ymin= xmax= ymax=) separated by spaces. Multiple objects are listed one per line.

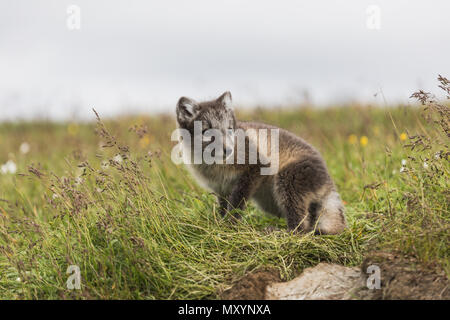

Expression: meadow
xmin=0 ymin=81 xmax=448 ymax=299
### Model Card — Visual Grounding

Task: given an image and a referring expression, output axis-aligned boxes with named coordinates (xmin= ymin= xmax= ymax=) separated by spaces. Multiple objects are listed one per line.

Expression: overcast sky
xmin=0 ymin=0 xmax=449 ymax=120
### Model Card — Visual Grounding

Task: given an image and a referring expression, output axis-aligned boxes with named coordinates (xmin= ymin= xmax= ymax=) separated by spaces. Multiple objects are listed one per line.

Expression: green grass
xmin=0 ymin=99 xmax=448 ymax=299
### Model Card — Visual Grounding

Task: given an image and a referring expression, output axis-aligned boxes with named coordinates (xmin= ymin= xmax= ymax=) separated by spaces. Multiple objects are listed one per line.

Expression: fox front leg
xmin=226 ymin=169 xmax=261 ymax=220
xmin=217 ymin=196 xmax=229 ymax=217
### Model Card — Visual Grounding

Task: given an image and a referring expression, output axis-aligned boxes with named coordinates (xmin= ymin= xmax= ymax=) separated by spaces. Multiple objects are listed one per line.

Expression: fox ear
xmin=176 ymin=96 xmax=199 ymax=123
xmin=217 ymin=91 xmax=232 ymax=109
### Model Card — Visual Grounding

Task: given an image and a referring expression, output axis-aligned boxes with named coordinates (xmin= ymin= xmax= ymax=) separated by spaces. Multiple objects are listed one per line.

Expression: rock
xmin=265 ymin=263 xmax=364 ymax=300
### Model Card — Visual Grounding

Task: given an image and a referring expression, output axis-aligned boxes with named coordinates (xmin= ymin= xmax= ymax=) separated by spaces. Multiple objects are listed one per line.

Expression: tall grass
xmin=0 ymin=77 xmax=448 ymax=299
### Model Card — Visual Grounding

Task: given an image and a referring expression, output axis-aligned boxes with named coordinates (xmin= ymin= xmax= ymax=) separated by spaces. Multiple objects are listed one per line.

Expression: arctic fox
xmin=175 ymin=91 xmax=346 ymax=234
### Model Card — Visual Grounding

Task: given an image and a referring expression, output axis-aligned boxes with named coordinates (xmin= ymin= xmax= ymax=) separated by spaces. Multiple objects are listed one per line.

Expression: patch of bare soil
xmin=220 ymin=269 xmax=281 ymax=300
xmin=358 ymin=251 xmax=449 ymax=300
xmin=220 ymin=252 xmax=449 ymax=300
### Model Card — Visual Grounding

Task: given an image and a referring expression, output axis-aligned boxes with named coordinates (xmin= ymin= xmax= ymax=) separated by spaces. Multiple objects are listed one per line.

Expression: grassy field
xmin=0 ymin=85 xmax=448 ymax=299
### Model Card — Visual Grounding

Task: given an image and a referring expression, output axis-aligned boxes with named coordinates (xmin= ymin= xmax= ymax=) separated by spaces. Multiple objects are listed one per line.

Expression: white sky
xmin=0 ymin=0 xmax=449 ymax=120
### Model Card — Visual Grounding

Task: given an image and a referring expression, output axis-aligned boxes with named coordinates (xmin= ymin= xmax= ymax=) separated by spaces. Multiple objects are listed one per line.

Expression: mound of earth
xmin=220 ymin=252 xmax=449 ymax=300
xmin=220 ymin=269 xmax=281 ymax=300
xmin=358 ymin=251 xmax=449 ymax=300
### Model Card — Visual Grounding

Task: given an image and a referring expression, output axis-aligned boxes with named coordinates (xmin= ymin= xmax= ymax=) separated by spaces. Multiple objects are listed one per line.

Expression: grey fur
xmin=176 ymin=92 xmax=347 ymax=234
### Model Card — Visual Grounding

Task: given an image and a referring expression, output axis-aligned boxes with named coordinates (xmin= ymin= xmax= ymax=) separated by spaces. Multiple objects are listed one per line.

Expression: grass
xmin=0 ymin=81 xmax=448 ymax=299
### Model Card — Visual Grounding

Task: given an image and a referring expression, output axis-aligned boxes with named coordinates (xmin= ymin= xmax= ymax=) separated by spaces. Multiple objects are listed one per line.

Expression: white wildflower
xmin=16 ymin=277 xmax=21 ymax=282
xmin=19 ymin=142 xmax=30 ymax=154
xmin=399 ymin=159 xmax=407 ymax=173
xmin=423 ymin=162 xmax=429 ymax=169
xmin=113 ymin=154 xmax=123 ymax=163
xmin=1 ymin=160 xmax=17 ymax=174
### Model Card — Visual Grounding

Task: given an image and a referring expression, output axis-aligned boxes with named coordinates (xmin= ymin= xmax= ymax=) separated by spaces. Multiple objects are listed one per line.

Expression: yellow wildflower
xmin=348 ymin=134 xmax=358 ymax=145
xmin=360 ymin=136 xmax=368 ymax=147
xmin=399 ymin=132 xmax=407 ymax=141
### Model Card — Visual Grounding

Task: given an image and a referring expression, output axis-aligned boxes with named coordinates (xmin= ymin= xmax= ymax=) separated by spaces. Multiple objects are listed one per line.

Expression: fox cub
xmin=175 ymin=91 xmax=346 ymax=235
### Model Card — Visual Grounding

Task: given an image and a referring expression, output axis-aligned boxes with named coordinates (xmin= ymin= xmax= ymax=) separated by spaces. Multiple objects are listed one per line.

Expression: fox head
xmin=176 ymin=92 xmax=236 ymax=161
